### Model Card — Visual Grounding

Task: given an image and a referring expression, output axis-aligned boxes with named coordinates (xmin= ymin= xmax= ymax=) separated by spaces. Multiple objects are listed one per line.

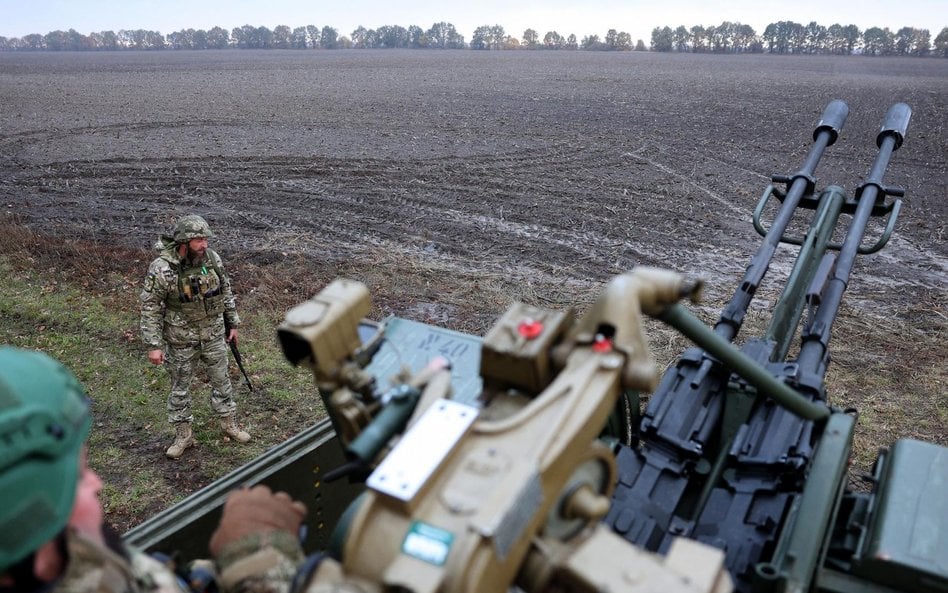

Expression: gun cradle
xmin=311 ymin=352 xmax=731 ymax=593
xmin=297 ymin=268 xmax=726 ymax=592
xmin=340 ymin=350 xmax=623 ymax=593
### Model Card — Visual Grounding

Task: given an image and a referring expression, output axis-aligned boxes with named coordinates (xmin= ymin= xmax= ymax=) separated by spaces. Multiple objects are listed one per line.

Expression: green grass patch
xmin=0 ymin=251 xmax=325 ymax=531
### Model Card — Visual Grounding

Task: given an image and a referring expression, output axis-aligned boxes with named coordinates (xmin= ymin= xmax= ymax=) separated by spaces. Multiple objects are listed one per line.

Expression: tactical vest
xmin=163 ymin=249 xmax=227 ymax=322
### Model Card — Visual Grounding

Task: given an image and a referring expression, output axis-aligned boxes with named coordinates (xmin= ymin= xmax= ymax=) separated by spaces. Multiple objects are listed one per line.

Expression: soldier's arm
xmin=210 ymin=486 xmax=307 ymax=593
xmin=140 ymin=260 xmax=171 ymax=350
xmin=213 ymin=251 xmax=241 ymax=328
xmin=212 ymin=532 xmax=303 ymax=593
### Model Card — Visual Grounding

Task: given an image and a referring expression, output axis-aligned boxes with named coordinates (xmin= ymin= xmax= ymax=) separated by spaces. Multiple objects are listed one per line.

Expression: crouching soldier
xmin=140 ymin=214 xmax=251 ymax=459
xmin=0 ymin=346 xmax=306 ymax=592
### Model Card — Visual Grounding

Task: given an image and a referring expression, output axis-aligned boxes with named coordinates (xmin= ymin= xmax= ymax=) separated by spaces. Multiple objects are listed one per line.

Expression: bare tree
xmin=427 ymin=22 xmax=464 ymax=49
xmin=320 ymin=26 xmax=338 ymax=49
xmin=863 ymin=27 xmax=894 ymax=56
xmin=291 ymin=27 xmax=307 ymax=49
xmin=543 ymin=31 xmax=564 ymax=49
xmin=408 ymin=25 xmax=427 ymax=48
xmin=273 ymin=25 xmax=292 ymax=49
xmin=650 ymin=26 xmax=673 ymax=52
xmin=306 ymin=25 xmax=320 ymax=49
xmin=935 ymin=27 xmax=948 ymax=57
xmin=490 ymin=25 xmax=506 ymax=49
xmin=673 ymin=26 xmax=690 ymax=52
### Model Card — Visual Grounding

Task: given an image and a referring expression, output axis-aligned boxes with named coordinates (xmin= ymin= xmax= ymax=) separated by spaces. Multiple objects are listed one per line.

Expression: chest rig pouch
xmin=164 ymin=253 xmax=227 ymax=322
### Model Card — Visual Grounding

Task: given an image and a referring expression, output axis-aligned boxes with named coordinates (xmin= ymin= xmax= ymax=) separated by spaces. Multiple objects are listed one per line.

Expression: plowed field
xmin=1 ymin=49 xmax=945 ymax=530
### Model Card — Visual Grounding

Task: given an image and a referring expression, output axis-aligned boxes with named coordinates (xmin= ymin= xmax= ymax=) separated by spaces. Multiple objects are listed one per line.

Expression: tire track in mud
xmin=182 ymin=147 xmax=628 ymax=272
xmin=624 ymin=146 xmax=751 ymax=220
xmin=197 ymin=183 xmax=605 ymax=288
xmin=218 ymin=148 xmax=655 ymax=280
xmin=203 ymin=172 xmax=635 ymax=283
xmin=620 ymin=139 xmax=948 ymax=305
xmin=5 ymin=144 xmax=943 ymax=306
xmin=0 ymin=120 xmax=241 ymax=144
xmin=270 ymin=146 xmax=681 ymax=281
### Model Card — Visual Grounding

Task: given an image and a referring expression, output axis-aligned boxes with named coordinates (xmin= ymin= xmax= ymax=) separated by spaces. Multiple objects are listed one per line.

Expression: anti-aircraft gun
xmin=602 ymin=101 xmax=946 ymax=593
xmin=126 ymin=101 xmax=947 ymax=592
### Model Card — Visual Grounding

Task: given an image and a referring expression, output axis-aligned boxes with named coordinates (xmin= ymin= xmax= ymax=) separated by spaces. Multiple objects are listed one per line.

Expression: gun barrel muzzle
xmin=877 ymin=103 xmax=911 ymax=150
xmin=813 ymin=99 xmax=849 ymax=146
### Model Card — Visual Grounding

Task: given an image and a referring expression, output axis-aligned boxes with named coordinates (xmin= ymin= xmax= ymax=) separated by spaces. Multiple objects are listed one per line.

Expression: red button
xmin=517 ymin=318 xmax=544 ymax=340
xmin=592 ymin=334 xmax=613 ymax=352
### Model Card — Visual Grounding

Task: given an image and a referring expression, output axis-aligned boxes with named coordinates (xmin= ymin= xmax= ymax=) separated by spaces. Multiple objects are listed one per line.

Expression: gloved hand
xmin=209 ymin=485 xmax=308 ymax=557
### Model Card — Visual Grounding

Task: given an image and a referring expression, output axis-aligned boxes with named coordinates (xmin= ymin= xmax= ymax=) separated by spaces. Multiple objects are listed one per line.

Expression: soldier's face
xmin=69 ymin=447 xmax=105 ymax=545
xmin=187 ymin=237 xmax=209 ymax=258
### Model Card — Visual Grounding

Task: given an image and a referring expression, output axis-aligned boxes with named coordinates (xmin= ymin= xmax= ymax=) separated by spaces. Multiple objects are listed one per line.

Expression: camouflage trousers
xmin=166 ymin=336 xmax=237 ymax=424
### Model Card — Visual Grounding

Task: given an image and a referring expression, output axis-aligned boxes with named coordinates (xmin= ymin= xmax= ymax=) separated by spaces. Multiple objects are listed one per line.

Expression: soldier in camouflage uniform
xmin=140 ymin=215 xmax=251 ymax=459
xmin=0 ymin=346 xmax=308 ymax=593
xmin=0 ymin=347 xmax=188 ymax=592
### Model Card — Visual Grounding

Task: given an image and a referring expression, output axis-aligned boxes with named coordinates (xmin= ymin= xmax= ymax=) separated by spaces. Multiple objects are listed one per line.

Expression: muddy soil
xmin=1 ymin=49 xmax=945 ymax=529
xmin=2 ymin=51 xmax=945 ymax=293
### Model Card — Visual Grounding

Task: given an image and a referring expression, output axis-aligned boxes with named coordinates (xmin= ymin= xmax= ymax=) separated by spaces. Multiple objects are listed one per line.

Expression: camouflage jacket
xmin=212 ymin=531 xmax=305 ymax=593
xmin=49 ymin=529 xmax=187 ymax=593
xmin=41 ymin=529 xmax=304 ymax=593
xmin=140 ymin=237 xmax=240 ymax=350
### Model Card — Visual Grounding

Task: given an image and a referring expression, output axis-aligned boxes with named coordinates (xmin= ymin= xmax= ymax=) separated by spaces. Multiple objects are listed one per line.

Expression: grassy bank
xmin=0 ymin=225 xmax=325 ymax=530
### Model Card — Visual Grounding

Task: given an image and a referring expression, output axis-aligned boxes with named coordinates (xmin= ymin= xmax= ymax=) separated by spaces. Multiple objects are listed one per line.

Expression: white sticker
xmin=368 ymin=398 xmax=477 ymax=501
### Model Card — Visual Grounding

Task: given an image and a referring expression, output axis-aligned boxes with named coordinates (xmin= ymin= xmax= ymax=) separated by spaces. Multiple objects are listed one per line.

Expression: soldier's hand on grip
xmin=209 ymin=485 xmax=308 ymax=556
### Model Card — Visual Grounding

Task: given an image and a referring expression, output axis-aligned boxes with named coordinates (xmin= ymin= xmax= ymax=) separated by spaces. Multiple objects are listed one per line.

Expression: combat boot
xmin=220 ymin=414 xmax=251 ymax=442
xmin=166 ymin=422 xmax=195 ymax=459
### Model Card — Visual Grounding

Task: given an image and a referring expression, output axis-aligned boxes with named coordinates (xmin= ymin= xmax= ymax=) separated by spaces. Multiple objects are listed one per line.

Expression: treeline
xmin=1 ymin=20 xmax=946 ymax=57
xmin=650 ymin=22 xmax=941 ymax=56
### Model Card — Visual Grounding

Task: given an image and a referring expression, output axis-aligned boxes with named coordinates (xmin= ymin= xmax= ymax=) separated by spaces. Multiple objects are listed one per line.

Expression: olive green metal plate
xmin=855 ymin=438 xmax=948 ymax=592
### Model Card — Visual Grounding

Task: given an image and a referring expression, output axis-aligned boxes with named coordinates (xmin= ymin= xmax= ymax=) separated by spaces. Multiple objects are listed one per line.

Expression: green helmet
xmin=173 ymin=214 xmax=215 ymax=243
xmin=0 ymin=347 xmax=91 ymax=571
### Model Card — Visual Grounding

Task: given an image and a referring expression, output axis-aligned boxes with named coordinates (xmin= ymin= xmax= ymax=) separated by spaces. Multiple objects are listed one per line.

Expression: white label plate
xmin=367 ymin=398 xmax=478 ymax=501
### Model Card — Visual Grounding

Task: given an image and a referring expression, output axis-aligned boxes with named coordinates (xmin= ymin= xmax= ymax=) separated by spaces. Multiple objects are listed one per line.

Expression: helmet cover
xmin=0 ymin=347 xmax=91 ymax=571
xmin=173 ymin=214 xmax=215 ymax=243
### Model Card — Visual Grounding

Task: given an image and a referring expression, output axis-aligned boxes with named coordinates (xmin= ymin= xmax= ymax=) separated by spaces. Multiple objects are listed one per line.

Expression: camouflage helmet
xmin=0 ymin=347 xmax=91 ymax=571
xmin=173 ymin=214 xmax=215 ymax=243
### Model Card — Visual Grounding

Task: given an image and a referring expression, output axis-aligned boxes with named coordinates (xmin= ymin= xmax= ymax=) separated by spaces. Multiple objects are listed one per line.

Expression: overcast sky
xmin=2 ymin=0 xmax=945 ymax=44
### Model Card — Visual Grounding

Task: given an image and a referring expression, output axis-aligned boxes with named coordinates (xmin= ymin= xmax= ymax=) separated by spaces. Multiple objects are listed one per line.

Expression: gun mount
xmin=603 ymin=101 xmax=947 ymax=593
xmin=125 ymin=101 xmax=947 ymax=593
